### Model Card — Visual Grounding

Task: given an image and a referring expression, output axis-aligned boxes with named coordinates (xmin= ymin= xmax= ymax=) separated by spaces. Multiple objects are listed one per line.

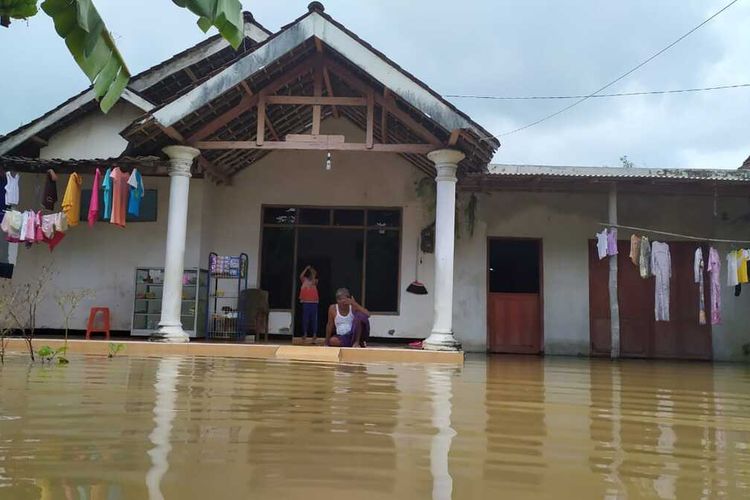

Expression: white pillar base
xmin=151 ymin=323 xmax=190 ymax=343
xmin=423 ymin=332 xmax=462 ymax=351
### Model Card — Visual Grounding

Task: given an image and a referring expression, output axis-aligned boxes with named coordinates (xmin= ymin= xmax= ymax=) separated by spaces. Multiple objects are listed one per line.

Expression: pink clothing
xmin=19 ymin=211 xmax=36 ymax=242
xmin=708 ymin=247 xmax=721 ymax=325
xmin=88 ymin=168 xmax=101 ymax=227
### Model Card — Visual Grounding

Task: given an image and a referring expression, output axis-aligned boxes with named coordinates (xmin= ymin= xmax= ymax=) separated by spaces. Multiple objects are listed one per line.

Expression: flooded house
xmin=1 ymin=3 xmax=749 ymax=362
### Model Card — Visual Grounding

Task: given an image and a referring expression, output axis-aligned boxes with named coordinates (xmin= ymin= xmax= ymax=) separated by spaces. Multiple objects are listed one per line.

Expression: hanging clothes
xmin=629 ymin=234 xmax=641 ymax=266
xmin=694 ymin=248 xmax=706 ymax=325
xmin=127 ymin=168 xmax=144 ymax=217
xmin=61 ymin=173 xmax=82 ymax=227
xmin=606 ymin=228 xmax=618 ymax=256
xmin=639 ymin=236 xmax=651 ymax=278
xmin=5 ymin=172 xmax=19 ymax=206
xmin=651 ymin=241 xmax=671 ymax=322
xmin=708 ymin=247 xmax=721 ymax=325
xmin=42 ymin=169 xmax=58 ymax=210
xmin=102 ymin=167 xmax=113 ymax=220
xmin=596 ymin=229 xmax=608 ymax=260
xmin=109 ymin=167 xmax=129 ymax=227
xmin=737 ymin=249 xmax=749 ymax=284
xmin=726 ymin=251 xmax=739 ymax=287
xmin=88 ymin=168 xmax=101 ymax=227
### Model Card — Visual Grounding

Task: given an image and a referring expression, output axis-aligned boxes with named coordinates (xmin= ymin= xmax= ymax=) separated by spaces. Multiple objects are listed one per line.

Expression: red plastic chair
xmin=85 ymin=307 xmax=111 ymax=340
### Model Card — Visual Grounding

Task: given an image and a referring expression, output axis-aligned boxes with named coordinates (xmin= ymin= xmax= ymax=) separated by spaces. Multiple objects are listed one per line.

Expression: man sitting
xmin=325 ymin=288 xmax=370 ymax=348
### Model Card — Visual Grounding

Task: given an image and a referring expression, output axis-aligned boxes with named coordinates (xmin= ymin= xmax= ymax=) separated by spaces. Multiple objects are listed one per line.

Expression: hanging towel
xmin=607 ymin=228 xmax=618 ymax=256
xmin=708 ymin=247 xmax=721 ymax=325
xmin=694 ymin=248 xmax=706 ymax=325
xmin=639 ymin=236 xmax=651 ymax=278
xmin=651 ymin=241 xmax=671 ymax=322
xmin=629 ymin=234 xmax=641 ymax=266
xmin=102 ymin=167 xmax=112 ymax=220
xmin=5 ymin=172 xmax=19 ymax=206
xmin=726 ymin=251 xmax=739 ymax=287
xmin=596 ymin=230 xmax=608 ymax=260
xmin=88 ymin=168 xmax=101 ymax=227
xmin=61 ymin=173 xmax=82 ymax=227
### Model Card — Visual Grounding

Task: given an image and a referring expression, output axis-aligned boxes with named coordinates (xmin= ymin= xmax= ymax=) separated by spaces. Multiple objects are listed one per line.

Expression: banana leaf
xmin=41 ymin=0 xmax=130 ymax=113
xmin=172 ymin=0 xmax=244 ymax=49
xmin=0 ymin=0 xmax=38 ymax=26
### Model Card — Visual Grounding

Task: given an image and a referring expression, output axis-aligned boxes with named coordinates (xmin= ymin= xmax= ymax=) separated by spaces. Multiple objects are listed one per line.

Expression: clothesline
xmin=597 ymin=222 xmax=750 ymax=245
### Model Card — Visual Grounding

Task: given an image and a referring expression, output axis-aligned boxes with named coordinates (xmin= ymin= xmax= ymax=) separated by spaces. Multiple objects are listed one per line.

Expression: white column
xmin=153 ymin=145 xmax=200 ymax=343
xmin=424 ymin=149 xmax=465 ymax=351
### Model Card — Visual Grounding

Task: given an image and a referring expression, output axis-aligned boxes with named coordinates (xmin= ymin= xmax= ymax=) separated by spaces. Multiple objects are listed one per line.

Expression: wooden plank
xmin=256 ymin=95 xmax=266 ymax=146
xmin=264 ymin=112 xmax=279 ymax=141
xmin=314 ymin=36 xmax=324 ymax=53
xmin=381 ymin=89 xmax=389 ymax=143
xmin=186 ymin=59 xmax=317 ymax=143
xmin=322 ymin=66 xmax=339 ymax=119
xmin=194 ymin=140 xmax=435 ymax=154
xmin=366 ymin=91 xmax=374 ymax=149
xmin=448 ymin=129 xmax=461 ymax=146
xmin=286 ymin=134 xmax=345 ymax=143
xmin=264 ymin=95 xmax=367 ymax=106
xmin=240 ymin=81 xmax=254 ymax=97
xmin=312 ymin=66 xmax=323 ymax=135
xmin=324 ymin=58 xmax=443 ymax=146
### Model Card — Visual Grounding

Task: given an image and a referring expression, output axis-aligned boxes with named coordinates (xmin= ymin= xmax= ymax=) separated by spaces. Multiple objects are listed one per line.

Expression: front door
xmin=487 ymin=239 xmax=543 ymax=354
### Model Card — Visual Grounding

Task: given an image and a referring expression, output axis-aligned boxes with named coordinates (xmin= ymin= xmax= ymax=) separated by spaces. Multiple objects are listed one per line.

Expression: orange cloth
xmin=109 ymin=167 xmax=129 ymax=228
xmin=299 ymin=278 xmax=319 ymax=303
xmin=61 ymin=173 xmax=82 ymax=227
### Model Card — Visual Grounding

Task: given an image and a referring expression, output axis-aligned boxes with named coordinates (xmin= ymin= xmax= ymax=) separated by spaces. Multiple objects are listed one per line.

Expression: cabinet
xmin=131 ymin=267 xmax=208 ymax=338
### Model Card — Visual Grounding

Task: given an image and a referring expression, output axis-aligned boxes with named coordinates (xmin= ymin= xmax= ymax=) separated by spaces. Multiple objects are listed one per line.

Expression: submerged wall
xmin=457 ymin=188 xmax=750 ymax=361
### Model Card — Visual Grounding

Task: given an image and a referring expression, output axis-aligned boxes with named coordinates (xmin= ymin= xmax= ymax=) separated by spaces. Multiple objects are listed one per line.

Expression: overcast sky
xmin=1 ymin=0 xmax=748 ymax=168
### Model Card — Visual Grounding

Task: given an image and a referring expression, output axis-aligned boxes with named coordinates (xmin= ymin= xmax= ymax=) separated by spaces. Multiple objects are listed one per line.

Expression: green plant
xmin=108 ymin=343 xmax=125 ymax=358
xmin=55 ymin=288 xmax=94 ymax=354
xmin=37 ymin=345 xmax=68 ymax=364
xmin=0 ymin=280 xmax=21 ymax=364
xmin=1 ymin=0 xmax=244 ymax=112
xmin=620 ymin=155 xmax=634 ymax=168
xmin=6 ymin=265 xmax=57 ymax=362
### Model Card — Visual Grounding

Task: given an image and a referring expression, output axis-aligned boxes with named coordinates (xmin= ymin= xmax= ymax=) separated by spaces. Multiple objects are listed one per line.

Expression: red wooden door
xmin=589 ymin=239 xmax=712 ymax=360
xmin=488 ymin=293 xmax=542 ymax=353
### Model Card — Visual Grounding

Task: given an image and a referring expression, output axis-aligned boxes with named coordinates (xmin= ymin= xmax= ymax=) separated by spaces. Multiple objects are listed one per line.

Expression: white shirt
xmin=335 ymin=305 xmax=354 ymax=335
xmin=5 ymin=172 xmax=19 ymax=206
xmin=596 ymin=230 xmax=608 ymax=260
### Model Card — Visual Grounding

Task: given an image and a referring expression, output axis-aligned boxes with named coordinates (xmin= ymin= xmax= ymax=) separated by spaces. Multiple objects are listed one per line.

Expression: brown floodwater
xmin=1 ymin=353 xmax=749 ymax=499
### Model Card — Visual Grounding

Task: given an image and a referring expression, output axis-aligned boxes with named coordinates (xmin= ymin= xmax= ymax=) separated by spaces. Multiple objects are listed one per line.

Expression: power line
xmin=446 ymin=83 xmax=750 ymax=100
xmin=482 ymin=0 xmax=743 ymax=140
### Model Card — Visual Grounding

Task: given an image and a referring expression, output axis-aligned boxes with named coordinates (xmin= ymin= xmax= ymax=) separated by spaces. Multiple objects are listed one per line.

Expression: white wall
xmin=456 ymin=189 xmax=750 ymax=361
xmin=201 ymin=118 xmax=435 ymax=338
xmin=9 ymin=101 xmax=207 ymax=331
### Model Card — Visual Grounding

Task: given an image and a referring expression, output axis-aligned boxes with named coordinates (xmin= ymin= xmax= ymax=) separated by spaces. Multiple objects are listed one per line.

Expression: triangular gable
xmin=144 ymin=8 xmax=495 ymax=144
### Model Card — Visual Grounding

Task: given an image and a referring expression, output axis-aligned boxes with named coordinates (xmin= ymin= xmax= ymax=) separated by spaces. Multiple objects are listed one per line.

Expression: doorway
xmin=487 ymin=238 xmax=543 ymax=354
xmin=294 ymin=228 xmax=364 ymax=338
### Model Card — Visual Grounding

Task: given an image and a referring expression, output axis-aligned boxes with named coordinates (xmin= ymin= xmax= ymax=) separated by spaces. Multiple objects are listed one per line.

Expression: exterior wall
xmin=200 ymin=118 xmax=435 ymax=338
xmin=39 ymin=102 xmax=144 ymax=160
xmin=9 ymin=101 xmax=206 ymax=331
xmin=457 ymin=189 xmax=750 ymax=362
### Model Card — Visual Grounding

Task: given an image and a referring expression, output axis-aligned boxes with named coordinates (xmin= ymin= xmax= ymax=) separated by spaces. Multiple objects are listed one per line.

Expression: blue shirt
xmin=127 ymin=169 xmax=144 ymax=217
xmin=102 ymin=167 xmax=112 ymax=220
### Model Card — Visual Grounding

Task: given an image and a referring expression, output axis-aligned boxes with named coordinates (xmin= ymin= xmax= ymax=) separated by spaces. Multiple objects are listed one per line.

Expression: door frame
xmin=485 ymin=237 xmax=545 ymax=353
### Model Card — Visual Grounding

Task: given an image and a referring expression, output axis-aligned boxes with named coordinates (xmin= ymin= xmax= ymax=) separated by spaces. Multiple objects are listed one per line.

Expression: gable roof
xmin=0 ymin=13 xmax=270 ymax=157
xmin=121 ymin=4 xmax=499 ymax=177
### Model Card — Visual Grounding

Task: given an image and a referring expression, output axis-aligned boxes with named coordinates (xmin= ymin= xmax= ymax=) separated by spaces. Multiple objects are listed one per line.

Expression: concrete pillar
xmin=152 ymin=145 xmax=200 ymax=343
xmin=424 ymin=149 xmax=465 ymax=351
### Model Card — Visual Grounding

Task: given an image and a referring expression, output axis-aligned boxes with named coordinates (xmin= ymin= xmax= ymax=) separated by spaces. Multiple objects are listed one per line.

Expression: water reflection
xmin=428 ymin=367 xmax=457 ymax=500
xmin=0 ymin=355 xmax=749 ymax=499
xmin=146 ymin=357 xmax=181 ymax=500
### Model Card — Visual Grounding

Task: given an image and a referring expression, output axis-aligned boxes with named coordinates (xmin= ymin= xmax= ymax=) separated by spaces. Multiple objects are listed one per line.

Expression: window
xmin=79 ymin=189 xmax=158 ymax=222
xmin=259 ymin=206 xmax=401 ymax=313
xmin=488 ymin=239 xmax=540 ymax=294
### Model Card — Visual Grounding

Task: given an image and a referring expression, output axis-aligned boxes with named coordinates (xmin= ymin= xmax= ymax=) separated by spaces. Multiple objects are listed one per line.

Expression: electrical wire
xmin=446 ymin=83 xmax=750 ymax=100
xmin=479 ymin=0 xmax=743 ymax=141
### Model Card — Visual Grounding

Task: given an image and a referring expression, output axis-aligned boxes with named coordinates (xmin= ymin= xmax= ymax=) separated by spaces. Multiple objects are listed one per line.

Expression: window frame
xmin=259 ymin=205 xmax=402 ymax=315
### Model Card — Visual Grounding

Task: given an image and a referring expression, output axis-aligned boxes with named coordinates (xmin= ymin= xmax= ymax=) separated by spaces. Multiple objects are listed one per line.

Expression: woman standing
xmin=299 ymin=265 xmax=320 ymax=343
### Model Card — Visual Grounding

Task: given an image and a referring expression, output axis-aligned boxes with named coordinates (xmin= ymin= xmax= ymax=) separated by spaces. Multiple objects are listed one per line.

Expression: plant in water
xmin=6 ymin=265 xmax=57 ymax=362
xmin=108 ymin=343 xmax=125 ymax=358
xmin=55 ymin=288 xmax=94 ymax=359
xmin=37 ymin=345 xmax=68 ymax=365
